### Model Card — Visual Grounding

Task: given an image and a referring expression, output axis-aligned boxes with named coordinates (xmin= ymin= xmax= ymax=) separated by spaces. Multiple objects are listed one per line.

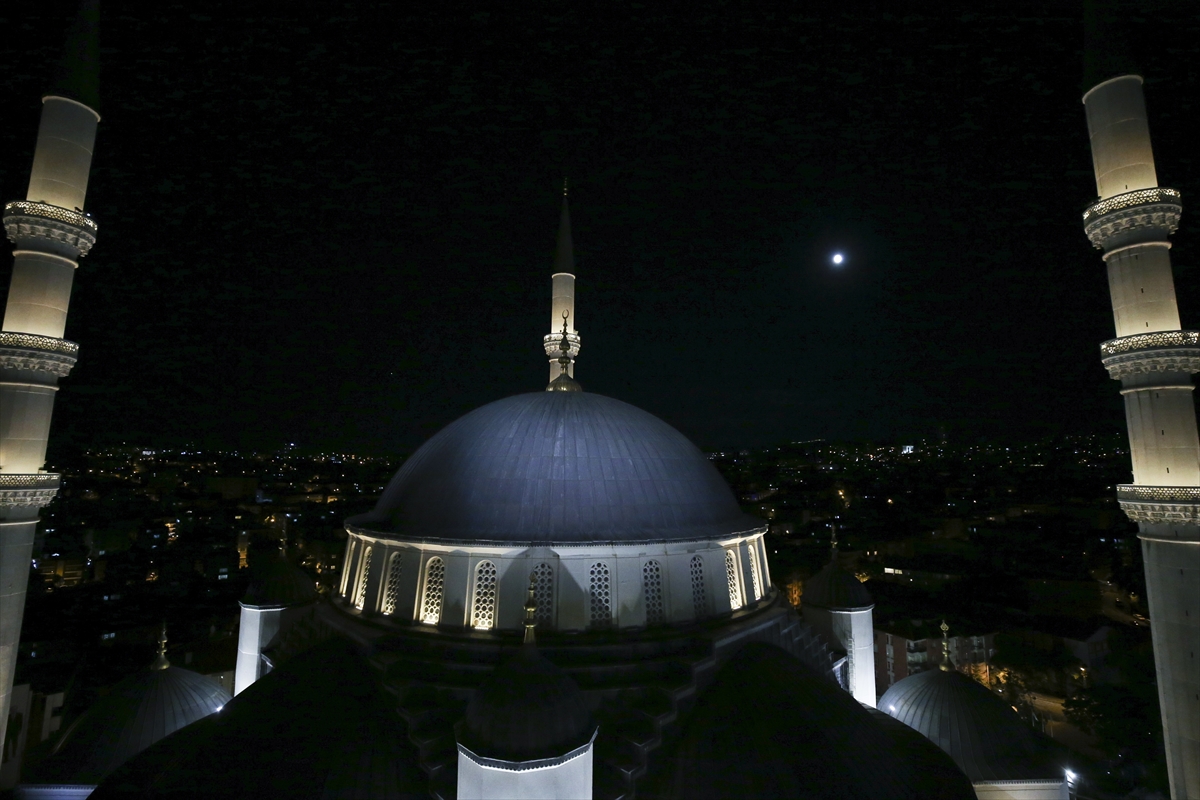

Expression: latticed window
xmin=530 ymin=563 xmax=554 ymax=625
xmin=471 ymin=560 xmax=498 ymax=629
xmin=382 ymin=553 xmax=403 ymax=615
xmin=725 ymin=549 xmax=741 ymax=610
xmin=589 ymin=562 xmax=612 ymax=628
xmin=643 ymin=560 xmax=665 ymax=625
xmin=748 ymin=547 xmax=762 ymax=601
xmin=689 ymin=555 xmax=708 ymax=616
xmin=354 ymin=547 xmax=373 ymax=610
xmin=420 ymin=557 xmax=445 ymax=624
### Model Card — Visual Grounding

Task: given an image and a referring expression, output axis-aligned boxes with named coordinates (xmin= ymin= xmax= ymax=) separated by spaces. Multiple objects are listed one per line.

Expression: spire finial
xmin=563 ymin=177 xmax=568 ymax=197
xmin=50 ymin=0 xmax=101 ymax=112
xmin=152 ymin=620 xmax=170 ymax=670
xmin=939 ymin=620 xmax=952 ymax=672
xmin=523 ymin=583 xmax=538 ymax=645
xmin=547 ymin=310 xmax=582 ymax=391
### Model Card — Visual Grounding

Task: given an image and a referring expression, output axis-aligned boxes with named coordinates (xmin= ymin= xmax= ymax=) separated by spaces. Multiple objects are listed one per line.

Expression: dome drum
xmin=338 ymin=528 xmax=772 ymax=631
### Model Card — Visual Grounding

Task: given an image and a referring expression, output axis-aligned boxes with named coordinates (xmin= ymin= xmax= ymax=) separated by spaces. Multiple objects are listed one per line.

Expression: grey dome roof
xmin=349 ymin=392 xmax=759 ymax=544
xmin=242 ymin=552 xmax=318 ymax=608
xmin=33 ymin=666 xmax=229 ymax=785
xmin=879 ymin=668 xmax=1066 ymax=783
xmin=459 ymin=646 xmax=594 ymax=762
xmin=90 ymin=638 xmax=426 ymax=799
xmin=666 ymin=643 xmax=975 ymax=799
xmin=804 ymin=557 xmax=873 ymax=610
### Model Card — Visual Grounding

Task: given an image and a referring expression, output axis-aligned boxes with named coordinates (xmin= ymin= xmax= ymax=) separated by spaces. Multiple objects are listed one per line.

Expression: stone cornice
xmin=3 ymin=201 xmax=97 ymax=258
xmin=1082 ymin=187 xmax=1181 ymax=251
xmin=0 ymin=474 xmax=61 ymax=509
xmin=1100 ymin=331 xmax=1200 ymax=379
xmin=1116 ymin=484 xmax=1200 ymax=526
xmin=0 ymin=333 xmax=79 ymax=378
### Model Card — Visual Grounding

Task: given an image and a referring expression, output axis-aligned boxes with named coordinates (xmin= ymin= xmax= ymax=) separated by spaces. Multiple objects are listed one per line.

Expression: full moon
xmin=832 ymin=253 xmax=844 ymax=265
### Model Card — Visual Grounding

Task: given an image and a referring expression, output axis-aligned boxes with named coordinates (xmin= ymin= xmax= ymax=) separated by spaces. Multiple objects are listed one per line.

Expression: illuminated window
xmin=340 ymin=540 xmax=357 ymax=598
xmin=382 ymin=553 xmax=403 ymax=615
xmin=748 ymin=546 xmax=762 ymax=601
xmin=354 ymin=547 xmax=373 ymax=610
xmin=725 ymin=550 xmax=742 ymax=610
xmin=644 ymin=560 xmax=665 ymax=625
xmin=589 ymin=562 xmax=612 ymax=628
xmin=471 ymin=560 xmax=498 ymax=630
xmin=530 ymin=563 xmax=554 ymax=625
xmin=420 ymin=558 xmax=445 ymax=624
xmin=690 ymin=555 xmax=708 ymax=616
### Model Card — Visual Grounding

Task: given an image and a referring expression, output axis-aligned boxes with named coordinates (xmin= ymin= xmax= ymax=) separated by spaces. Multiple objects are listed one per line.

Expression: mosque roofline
xmin=343 ymin=520 xmax=769 ymax=548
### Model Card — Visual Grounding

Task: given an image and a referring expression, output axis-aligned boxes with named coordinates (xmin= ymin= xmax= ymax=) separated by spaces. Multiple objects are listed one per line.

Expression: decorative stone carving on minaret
xmin=0 ymin=0 xmax=100 ymax=754
xmin=1082 ymin=4 xmax=1200 ymax=793
xmin=544 ymin=180 xmax=581 ymax=381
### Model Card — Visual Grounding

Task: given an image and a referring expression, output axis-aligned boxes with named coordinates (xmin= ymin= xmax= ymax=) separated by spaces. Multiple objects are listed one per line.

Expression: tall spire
xmin=544 ymin=182 xmax=581 ymax=382
xmin=939 ymin=620 xmax=952 ymax=672
xmin=50 ymin=0 xmax=101 ymax=112
xmin=152 ymin=621 xmax=171 ymax=670
xmin=554 ymin=178 xmax=574 ymax=275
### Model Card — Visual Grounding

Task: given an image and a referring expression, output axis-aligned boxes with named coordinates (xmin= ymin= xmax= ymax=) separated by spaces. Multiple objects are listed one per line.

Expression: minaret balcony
xmin=0 ymin=332 xmax=79 ymax=378
xmin=1082 ymin=187 xmax=1181 ymax=251
xmin=1100 ymin=331 xmax=1200 ymax=379
xmin=1116 ymin=484 xmax=1200 ymax=525
xmin=0 ymin=473 xmax=61 ymax=509
xmin=543 ymin=331 xmax=581 ymax=360
xmin=3 ymin=200 xmax=97 ymax=258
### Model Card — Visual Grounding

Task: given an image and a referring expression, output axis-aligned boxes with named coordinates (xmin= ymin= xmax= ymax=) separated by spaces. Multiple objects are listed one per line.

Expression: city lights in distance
xmin=831 ymin=253 xmax=844 ymax=266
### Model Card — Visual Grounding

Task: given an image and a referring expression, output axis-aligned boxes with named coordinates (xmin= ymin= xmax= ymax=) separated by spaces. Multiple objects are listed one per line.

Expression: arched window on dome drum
xmin=471 ymin=560 xmax=498 ymax=630
xmin=354 ymin=546 xmax=373 ymax=610
xmin=589 ymin=562 xmax=612 ymax=628
xmin=748 ymin=546 xmax=762 ymax=602
xmin=689 ymin=555 xmax=708 ymax=617
xmin=725 ymin=549 xmax=742 ymax=610
xmin=340 ymin=540 xmax=357 ymax=598
xmin=643 ymin=560 xmax=665 ymax=625
xmin=420 ymin=557 xmax=445 ymax=625
xmin=530 ymin=563 xmax=554 ymax=626
xmin=382 ymin=553 xmax=403 ymax=615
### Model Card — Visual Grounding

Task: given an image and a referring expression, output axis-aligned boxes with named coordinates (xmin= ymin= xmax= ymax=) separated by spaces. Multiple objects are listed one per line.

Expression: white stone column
xmin=1 ymin=92 xmax=100 ymax=754
xmin=1084 ymin=74 xmax=1200 ymax=798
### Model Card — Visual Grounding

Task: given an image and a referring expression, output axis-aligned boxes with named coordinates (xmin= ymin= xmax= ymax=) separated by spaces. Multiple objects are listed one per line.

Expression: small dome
xmin=33 ymin=666 xmax=229 ymax=785
xmin=804 ymin=557 xmax=873 ymax=610
xmin=242 ymin=551 xmax=317 ymax=608
xmin=459 ymin=647 xmax=594 ymax=762
xmin=879 ymin=668 xmax=1065 ymax=782
xmin=350 ymin=392 xmax=759 ymax=544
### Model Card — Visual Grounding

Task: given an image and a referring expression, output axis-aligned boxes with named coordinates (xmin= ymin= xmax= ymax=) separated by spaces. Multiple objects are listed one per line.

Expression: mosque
xmin=6 ymin=4 xmax=1156 ymax=800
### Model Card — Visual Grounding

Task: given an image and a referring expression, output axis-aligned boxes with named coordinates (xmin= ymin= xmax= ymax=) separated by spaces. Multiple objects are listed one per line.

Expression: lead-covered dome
xmin=879 ymin=668 xmax=1065 ymax=783
xmin=349 ymin=392 xmax=758 ymax=544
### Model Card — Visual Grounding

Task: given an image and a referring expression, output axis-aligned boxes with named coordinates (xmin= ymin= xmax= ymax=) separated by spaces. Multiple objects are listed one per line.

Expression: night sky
xmin=3 ymin=2 xmax=1200 ymax=456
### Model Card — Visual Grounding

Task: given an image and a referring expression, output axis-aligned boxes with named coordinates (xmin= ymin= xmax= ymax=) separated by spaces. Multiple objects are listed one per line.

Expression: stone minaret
xmin=0 ymin=1 xmax=100 ymax=752
xmin=1082 ymin=21 xmax=1200 ymax=795
xmin=544 ymin=181 xmax=580 ymax=382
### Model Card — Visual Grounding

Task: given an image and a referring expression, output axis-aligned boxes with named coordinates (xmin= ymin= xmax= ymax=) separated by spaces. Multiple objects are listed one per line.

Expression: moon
xmin=831 ymin=253 xmax=844 ymax=266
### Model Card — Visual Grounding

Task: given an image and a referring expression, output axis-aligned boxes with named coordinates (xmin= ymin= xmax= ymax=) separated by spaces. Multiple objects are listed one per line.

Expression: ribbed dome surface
xmin=242 ymin=553 xmax=318 ymax=608
xmin=350 ymin=392 xmax=758 ymax=544
xmin=460 ymin=646 xmax=594 ymax=761
xmin=804 ymin=558 xmax=873 ymax=610
xmin=35 ymin=666 xmax=229 ymax=784
xmin=879 ymin=668 xmax=1065 ymax=783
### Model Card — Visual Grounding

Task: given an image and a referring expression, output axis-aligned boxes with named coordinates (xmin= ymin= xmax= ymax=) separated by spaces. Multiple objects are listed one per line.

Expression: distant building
xmin=876 ymin=621 xmax=996 ymax=695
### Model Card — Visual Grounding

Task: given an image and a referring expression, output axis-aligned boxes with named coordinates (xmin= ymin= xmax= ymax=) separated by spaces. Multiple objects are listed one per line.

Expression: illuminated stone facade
xmin=0 ymin=84 xmax=99 ymax=753
xmin=1083 ymin=73 xmax=1200 ymax=797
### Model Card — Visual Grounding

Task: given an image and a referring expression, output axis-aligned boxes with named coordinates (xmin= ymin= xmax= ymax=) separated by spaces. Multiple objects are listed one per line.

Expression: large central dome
xmin=349 ymin=392 xmax=756 ymax=544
